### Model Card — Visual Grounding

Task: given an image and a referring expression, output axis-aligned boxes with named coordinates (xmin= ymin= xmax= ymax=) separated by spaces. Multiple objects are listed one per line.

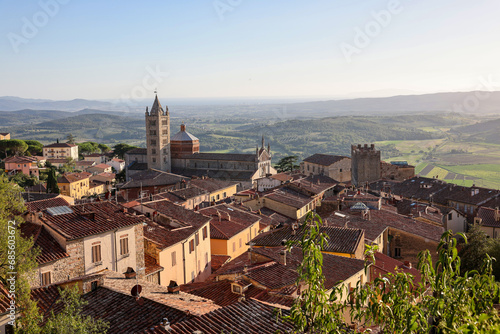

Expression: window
xmin=202 ymin=226 xmax=208 ymax=240
xmin=92 ymin=244 xmax=101 ymax=263
xmin=149 ymin=120 xmax=156 ymax=126
xmin=149 ymin=130 xmax=156 ymax=135
xmin=152 ymin=158 xmax=156 ymax=163
xmin=189 ymin=239 xmax=195 ymax=253
xmin=150 ymin=139 xmax=156 ymax=146
xmin=191 ymin=271 xmax=195 ymax=282
xmin=394 ymin=247 xmax=401 ymax=258
xmin=152 ymin=149 xmax=156 ymax=155
xmin=205 ymin=252 xmax=208 ymax=267
xmin=41 ymin=272 xmax=51 ymax=286
xmin=216 ymin=194 xmax=220 ymax=200
xmin=232 ymin=242 xmax=236 ymax=252
xmin=195 ymin=234 xmax=199 ymax=246
xmin=171 ymin=251 xmax=176 ymax=266
xmin=162 ymin=120 xmax=168 ymax=126
xmin=162 ymin=130 xmax=168 ymax=135
xmin=223 ymin=192 xmax=226 ymax=198
xmin=448 ymin=212 xmax=452 ymax=220
xmin=339 ymin=168 xmax=343 ymax=172
xmin=162 ymin=139 xmax=168 ymax=145
xmin=120 ymin=237 xmax=129 ymax=255
xmin=232 ymin=285 xmax=241 ymax=294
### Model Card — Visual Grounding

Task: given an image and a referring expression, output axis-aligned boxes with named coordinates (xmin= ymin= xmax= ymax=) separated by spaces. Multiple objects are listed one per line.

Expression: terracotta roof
xmin=328 ymin=205 xmax=444 ymax=241
xmin=251 ymin=224 xmax=363 ymax=255
xmin=20 ymin=222 xmax=69 ymax=265
xmin=0 ymin=284 xmax=12 ymax=314
xmin=270 ymin=172 xmax=294 ymax=182
xmin=211 ymin=254 xmax=231 ymax=272
xmin=4 ymin=155 xmax=38 ymax=164
xmin=32 ymin=285 xmax=188 ymax=333
xmin=144 ymin=254 xmax=164 ymax=276
xmin=141 ymin=200 xmax=210 ymax=249
xmin=75 ymin=160 xmax=95 ymax=167
xmin=46 ymin=158 xmax=68 ymax=163
xmin=25 ymin=197 xmax=70 ymax=212
xmin=90 ymin=163 xmax=111 ymax=169
xmin=24 ymin=183 xmax=48 ymax=193
xmin=324 ymin=213 xmax=388 ymax=242
xmin=111 ymin=158 xmax=124 ymax=162
xmin=180 ymin=279 xmax=294 ymax=308
xmin=121 ymin=169 xmax=188 ymax=189
xmin=189 ymin=178 xmax=238 ymax=193
xmin=125 ymin=148 xmax=147 ymax=155
xmin=169 ymin=299 xmax=294 ymax=334
xmin=41 ymin=201 xmax=145 ymax=240
xmin=93 ymin=172 xmax=116 ymax=179
xmin=171 ymin=167 xmax=256 ymax=182
xmin=103 ymin=271 xmax=219 ymax=316
xmin=57 ymin=172 xmax=91 ymax=184
xmin=476 ymin=207 xmax=500 ymax=228
xmin=246 ymin=262 xmax=299 ymax=289
xmin=43 ymin=142 xmax=77 ymax=148
xmin=182 ymin=152 xmax=257 ymax=162
xmin=265 ymin=188 xmax=314 ymax=209
xmin=22 ymin=192 xmax=59 ymax=202
xmin=199 ymin=204 xmax=260 ymax=240
xmin=290 ymin=175 xmax=338 ymax=195
xmin=303 ymin=154 xmax=349 ymax=166
xmin=169 ymin=186 xmax=208 ymax=201
xmin=371 ymin=252 xmax=421 ymax=285
xmin=128 ymin=161 xmax=148 ymax=171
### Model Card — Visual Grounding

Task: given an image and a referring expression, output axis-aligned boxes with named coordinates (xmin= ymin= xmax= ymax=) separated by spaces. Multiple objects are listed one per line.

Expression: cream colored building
xmin=57 ymin=172 xmax=91 ymax=199
xmin=199 ymin=204 xmax=261 ymax=259
xmin=136 ymin=200 xmax=212 ymax=285
xmin=300 ymin=154 xmax=351 ymax=183
xmin=43 ymin=142 xmax=79 ymax=160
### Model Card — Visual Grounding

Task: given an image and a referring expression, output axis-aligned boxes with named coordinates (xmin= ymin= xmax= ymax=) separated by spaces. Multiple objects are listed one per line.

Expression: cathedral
xmin=143 ymin=95 xmax=275 ymax=183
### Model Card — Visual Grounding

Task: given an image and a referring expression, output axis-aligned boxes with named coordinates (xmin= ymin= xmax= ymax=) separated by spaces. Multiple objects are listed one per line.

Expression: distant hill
xmin=0 ymin=97 xmax=118 ymax=111
xmin=452 ymin=118 xmax=500 ymax=144
xmin=282 ymin=91 xmax=500 ymax=117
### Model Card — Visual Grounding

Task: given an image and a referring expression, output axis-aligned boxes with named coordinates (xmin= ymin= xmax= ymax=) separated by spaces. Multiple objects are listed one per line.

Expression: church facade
xmin=143 ymin=96 xmax=275 ymax=183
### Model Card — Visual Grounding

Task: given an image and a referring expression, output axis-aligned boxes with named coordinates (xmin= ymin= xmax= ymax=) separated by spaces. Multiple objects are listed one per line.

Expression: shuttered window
xmin=92 ymin=244 xmax=101 ymax=263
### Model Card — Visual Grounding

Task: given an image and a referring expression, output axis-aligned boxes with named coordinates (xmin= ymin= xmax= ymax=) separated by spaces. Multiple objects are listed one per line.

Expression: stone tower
xmin=145 ymin=95 xmax=171 ymax=172
xmin=351 ymin=144 xmax=381 ymax=187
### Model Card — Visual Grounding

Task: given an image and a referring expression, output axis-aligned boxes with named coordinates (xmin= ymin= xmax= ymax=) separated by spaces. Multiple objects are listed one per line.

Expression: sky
xmin=1 ymin=0 xmax=500 ymax=101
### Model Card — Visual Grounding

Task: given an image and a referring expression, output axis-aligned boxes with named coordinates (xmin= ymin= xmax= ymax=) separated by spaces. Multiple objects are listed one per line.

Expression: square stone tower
xmin=351 ymin=143 xmax=380 ymax=187
xmin=145 ymin=95 xmax=171 ymax=172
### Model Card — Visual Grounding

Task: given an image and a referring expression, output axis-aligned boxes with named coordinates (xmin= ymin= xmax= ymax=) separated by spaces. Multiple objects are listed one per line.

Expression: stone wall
xmin=387 ymin=228 xmax=439 ymax=266
xmin=135 ymin=224 xmax=146 ymax=279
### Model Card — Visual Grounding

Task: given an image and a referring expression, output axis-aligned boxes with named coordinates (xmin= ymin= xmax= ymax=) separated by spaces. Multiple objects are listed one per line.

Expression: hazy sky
xmin=1 ymin=0 xmax=499 ymax=100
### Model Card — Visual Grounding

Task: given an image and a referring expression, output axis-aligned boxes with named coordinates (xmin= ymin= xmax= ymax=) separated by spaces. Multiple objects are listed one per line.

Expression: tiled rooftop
xmin=189 ymin=178 xmax=239 ymax=193
xmin=41 ymin=201 xmax=146 ymax=240
xmin=168 ymin=299 xmax=294 ymax=334
xmin=265 ymin=188 xmax=314 ymax=209
xmin=20 ymin=222 xmax=69 ymax=265
xmin=211 ymin=254 xmax=231 ymax=272
xmin=251 ymin=224 xmax=363 ymax=255
xmin=476 ymin=207 xmax=500 ymax=228
xmin=168 ymin=186 xmax=208 ymax=201
xmin=303 ymin=153 xmax=349 ymax=166
xmin=199 ymin=204 xmax=260 ymax=240
xmin=44 ymin=142 xmax=77 ymax=148
xmin=57 ymin=171 xmax=91 ymax=184
xmin=25 ymin=197 xmax=70 ymax=212
xmin=144 ymin=254 xmax=164 ymax=276
xmin=121 ymin=169 xmax=188 ymax=189
xmin=182 ymin=152 xmax=257 ymax=162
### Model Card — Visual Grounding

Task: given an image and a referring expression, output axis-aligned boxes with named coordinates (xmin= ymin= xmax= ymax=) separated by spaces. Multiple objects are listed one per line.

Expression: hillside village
xmin=1 ymin=96 xmax=500 ymax=333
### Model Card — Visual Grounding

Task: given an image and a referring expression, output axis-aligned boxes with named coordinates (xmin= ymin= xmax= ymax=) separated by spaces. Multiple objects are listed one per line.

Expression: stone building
xmin=300 ymin=154 xmax=351 ymax=182
xmin=139 ymin=96 xmax=274 ymax=183
xmin=351 ymin=144 xmax=381 ymax=187
xmin=145 ymin=95 xmax=171 ymax=172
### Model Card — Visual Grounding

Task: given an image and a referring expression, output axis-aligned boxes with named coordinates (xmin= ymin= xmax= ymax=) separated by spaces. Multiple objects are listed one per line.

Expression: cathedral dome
xmin=171 ymin=124 xmax=199 ymax=142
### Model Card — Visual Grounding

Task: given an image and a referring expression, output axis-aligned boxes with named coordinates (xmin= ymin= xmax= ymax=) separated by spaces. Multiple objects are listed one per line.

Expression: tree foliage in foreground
xmin=43 ymin=286 xmax=109 ymax=334
xmin=284 ymin=212 xmax=500 ymax=334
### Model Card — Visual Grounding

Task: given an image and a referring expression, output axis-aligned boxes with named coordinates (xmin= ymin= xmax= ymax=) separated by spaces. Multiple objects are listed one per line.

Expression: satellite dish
xmin=131 ymin=284 xmax=142 ymax=297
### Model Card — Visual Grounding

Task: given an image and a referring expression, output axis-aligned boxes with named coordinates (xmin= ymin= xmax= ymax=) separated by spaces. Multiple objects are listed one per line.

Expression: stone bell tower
xmin=145 ymin=95 xmax=171 ymax=172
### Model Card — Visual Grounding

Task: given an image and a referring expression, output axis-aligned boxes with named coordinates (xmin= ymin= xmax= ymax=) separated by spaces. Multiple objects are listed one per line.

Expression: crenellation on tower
xmin=351 ymin=143 xmax=381 ymax=187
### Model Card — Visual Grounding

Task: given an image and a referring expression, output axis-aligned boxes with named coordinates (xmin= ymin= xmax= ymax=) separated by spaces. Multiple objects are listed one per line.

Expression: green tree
xmin=98 ymin=143 xmax=110 ymax=153
xmin=10 ymin=173 xmax=39 ymax=189
xmin=46 ymin=168 xmax=60 ymax=194
xmin=0 ymin=176 xmax=42 ymax=333
xmin=43 ymin=286 xmax=109 ymax=334
xmin=77 ymin=142 xmax=98 ymax=156
xmin=0 ymin=140 xmax=29 ymax=157
xmin=275 ymin=155 xmax=299 ymax=173
xmin=284 ymin=212 xmax=500 ymax=333
xmin=23 ymin=140 xmax=43 ymax=156
xmin=283 ymin=213 xmax=348 ymax=333
xmin=66 ymin=134 xmax=76 ymax=145
xmin=113 ymin=143 xmax=137 ymax=159
xmin=58 ymin=158 xmax=75 ymax=174
xmin=459 ymin=224 xmax=493 ymax=274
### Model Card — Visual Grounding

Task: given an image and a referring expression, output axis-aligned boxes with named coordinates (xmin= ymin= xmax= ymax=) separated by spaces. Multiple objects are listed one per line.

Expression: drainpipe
xmin=181 ymin=240 xmax=187 ymax=284
xmin=114 ymin=229 xmax=118 ymax=272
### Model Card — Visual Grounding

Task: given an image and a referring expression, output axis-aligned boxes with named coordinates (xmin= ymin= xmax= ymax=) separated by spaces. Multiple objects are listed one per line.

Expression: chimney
xmin=160 ymin=318 xmax=171 ymax=331
xmin=404 ymin=261 xmax=412 ymax=269
xmin=82 ymin=212 xmax=95 ymax=221
xmin=495 ymin=207 xmax=500 ymax=222
xmin=280 ymin=249 xmax=287 ymax=266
